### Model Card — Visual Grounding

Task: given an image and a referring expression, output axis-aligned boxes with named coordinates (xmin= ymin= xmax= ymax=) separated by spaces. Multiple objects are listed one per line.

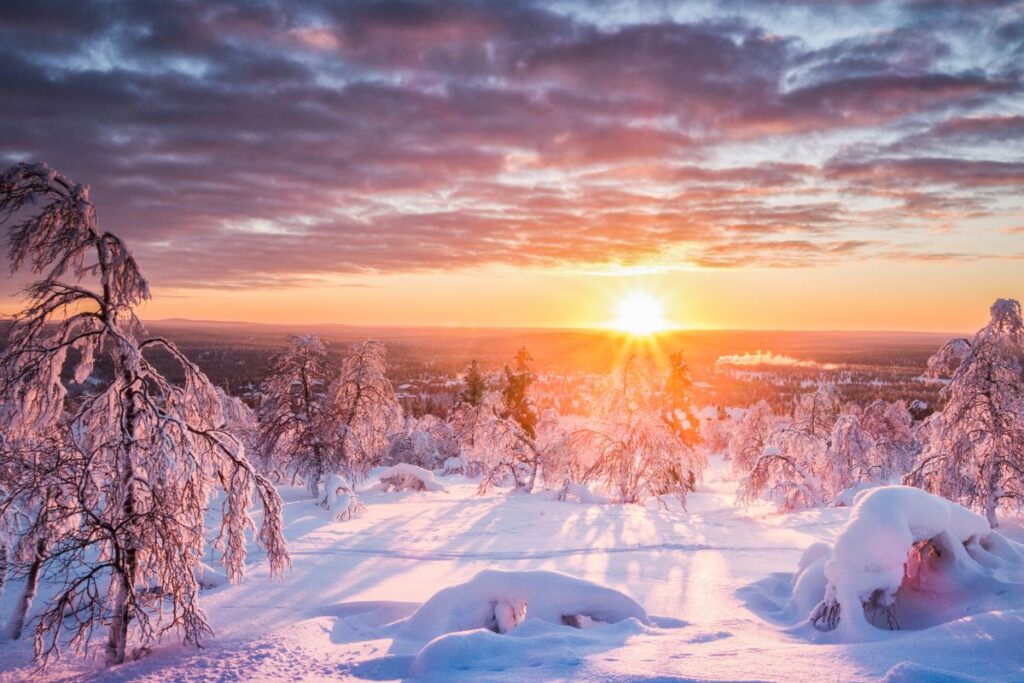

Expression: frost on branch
xmin=906 ymin=298 xmax=1024 ymax=526
xmin=447 ymin=391 xmax=539 ymax=493
xmin=0 ymin=163 xmax=288 ymax=666
xmin=800 ymin=486 xmax=1024 ymax=640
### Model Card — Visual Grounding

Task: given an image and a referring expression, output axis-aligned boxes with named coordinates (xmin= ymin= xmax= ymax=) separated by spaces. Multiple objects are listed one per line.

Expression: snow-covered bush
xmin=320 ymin=474 xmax=366 ymax=521
xmin=396 ymin=568 xmax=650 ymax=643
xmin=907 ymin=298 xmax=1024 ymax=526
xmin=386 ymin=414 xmax=456 ymax=469
xmin=376 ymin=463 xmax=447 ymax=493
xmin=801 ymin=486 xmax=1024 ymax=640
xmin=699 ymin=406 xmax=734 ymax=457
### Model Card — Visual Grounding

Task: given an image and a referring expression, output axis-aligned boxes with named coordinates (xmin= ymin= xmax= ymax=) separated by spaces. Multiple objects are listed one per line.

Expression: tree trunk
xmin=985 ymin=492 xmax=999 ymax=528
xmin=8 ymin=539 xmax=45 ymax=640
xmin=0 ymin=544 xmax=7 ymax=625
xmin=108 ymin=361 xmax=140 ymax=665
xmin=106 ymin=564 xmax=132 ymax=665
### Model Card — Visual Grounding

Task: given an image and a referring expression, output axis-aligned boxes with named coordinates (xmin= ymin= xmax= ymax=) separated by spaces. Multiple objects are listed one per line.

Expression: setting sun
xmin=613 ymin=292 xmax=669 ymax=335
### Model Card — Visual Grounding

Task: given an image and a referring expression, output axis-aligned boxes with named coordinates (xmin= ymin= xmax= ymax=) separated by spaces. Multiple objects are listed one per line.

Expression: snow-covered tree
xmin=0 ymin=433 xmax=76 ymax=641
xmin=319 ymin=340 xmax=402 ymax=512
xmin=857 ymin=399 xmax=918 ymax=477
xmin=906 ymin=299 xmax=1024 ymax=526
xmin=256 ymin=335 xmax=336 ymax=492
xmin=0 ymin=163 xmax=288 ymax=665
xmin=736 ymin=385 xmax=839 ymax=510
xmin=727 ymin=400 xmax=778 ymax=474
xmin=570 ymin=354 xmax=705 ymax=506
xmin=445 ymin=394 xmax=539 ymax=492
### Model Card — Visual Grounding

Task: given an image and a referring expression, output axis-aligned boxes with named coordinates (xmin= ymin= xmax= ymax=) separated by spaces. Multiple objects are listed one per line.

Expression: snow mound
xmin=800 ymin=485 xmax=1024 ymax=640
xmin=194 ymin=562 xmax=228 ymax=590
xmin=556 ymin=481 xmax=609 ymax=505
xmin=376 ymin=463 xmax=447 ymax=493
xmin=396 ymin=568 xmax=650 ymax=644
xmin=410 ymin=615 xmax=647 ymax=678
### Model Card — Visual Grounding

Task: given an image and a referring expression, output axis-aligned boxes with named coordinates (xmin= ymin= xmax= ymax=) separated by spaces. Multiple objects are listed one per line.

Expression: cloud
xmin=0 ymin=0 xmax=1021 ymax=289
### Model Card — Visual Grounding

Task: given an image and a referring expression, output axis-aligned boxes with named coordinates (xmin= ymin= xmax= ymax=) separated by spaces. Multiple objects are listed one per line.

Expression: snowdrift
xmin=376 ymin=463 xmax=447 ymax=493
xmin=797 ymin=486 xmax=1024 ymax=640
xmin=397 ymin=568 xmax=650 ymax=644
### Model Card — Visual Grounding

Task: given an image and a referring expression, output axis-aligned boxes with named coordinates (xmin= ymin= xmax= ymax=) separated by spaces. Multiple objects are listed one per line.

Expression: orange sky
xmin=63 ymin=257 xmax=1014 ymax=333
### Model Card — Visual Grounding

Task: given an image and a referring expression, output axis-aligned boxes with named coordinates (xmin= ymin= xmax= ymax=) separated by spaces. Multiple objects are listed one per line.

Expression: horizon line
xmin=141 ymin=317 xmax=967 ymax=337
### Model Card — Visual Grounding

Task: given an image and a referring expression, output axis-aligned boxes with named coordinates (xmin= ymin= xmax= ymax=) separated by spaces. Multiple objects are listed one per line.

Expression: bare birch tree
xmin=0 ymin=162 xmax=288 ymax=665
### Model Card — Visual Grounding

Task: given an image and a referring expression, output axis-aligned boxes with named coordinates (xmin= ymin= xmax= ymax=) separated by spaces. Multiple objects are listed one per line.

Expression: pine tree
xmin=460 ymin=359 xmax=486 ymax=407
xmin=501 ymin=346 xmax=538 ymax=438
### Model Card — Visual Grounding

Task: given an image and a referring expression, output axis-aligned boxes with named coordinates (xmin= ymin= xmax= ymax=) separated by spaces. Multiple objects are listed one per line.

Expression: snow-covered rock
xmin=376 ymin=463 xmax=447 ymax=493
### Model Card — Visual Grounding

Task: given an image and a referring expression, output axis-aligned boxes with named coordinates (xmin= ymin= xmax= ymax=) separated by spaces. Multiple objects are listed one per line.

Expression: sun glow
xmin=612 ymin=292 xmax=670 ymax=335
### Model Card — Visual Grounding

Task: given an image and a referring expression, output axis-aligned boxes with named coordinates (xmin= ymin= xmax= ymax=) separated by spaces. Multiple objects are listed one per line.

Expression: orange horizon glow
xmin=0 ymin=258 xmax=1019 ymax=335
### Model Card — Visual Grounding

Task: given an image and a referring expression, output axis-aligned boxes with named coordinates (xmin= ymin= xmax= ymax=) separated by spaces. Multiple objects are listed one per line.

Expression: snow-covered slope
xmin=1 ymin=457 xmax=1022 ymax=682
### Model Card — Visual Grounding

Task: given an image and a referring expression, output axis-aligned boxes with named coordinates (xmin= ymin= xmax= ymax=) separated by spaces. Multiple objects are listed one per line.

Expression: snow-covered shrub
xmin=556 ymin=480 xmax=610 ymax=504
xmin=801 ymin=486 xmax=1024 ymax=639
xmin=699 ymin=406 xmax=734 ymax=457
xmin=320 ymin=474 xmax=366 ymax=521
xmin=386 ymin=414 xmax=456 ymax=470
xmin=906 ymin=299 xmax=1024 ymax=526
xmin=376 ymin=463 xmax=447 ymax=493
xmin=442 ymin=454 xmax=468 ymax=476
xmin=396 ymin=568 xmax=650 ymax=644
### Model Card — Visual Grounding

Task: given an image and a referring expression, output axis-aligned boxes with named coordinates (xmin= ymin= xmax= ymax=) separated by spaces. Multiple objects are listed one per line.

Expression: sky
xmin=1 ymin=0 xmax=1022 ymax=332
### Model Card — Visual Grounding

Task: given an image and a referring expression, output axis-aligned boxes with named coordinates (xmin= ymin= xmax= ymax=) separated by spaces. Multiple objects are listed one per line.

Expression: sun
xmin=613 ymin=292 xmax=669 ymax=335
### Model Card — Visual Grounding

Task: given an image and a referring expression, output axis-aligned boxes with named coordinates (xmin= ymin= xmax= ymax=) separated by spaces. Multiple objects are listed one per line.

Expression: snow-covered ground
xmin=2 ymin=457 xmax=1023 ymax=682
